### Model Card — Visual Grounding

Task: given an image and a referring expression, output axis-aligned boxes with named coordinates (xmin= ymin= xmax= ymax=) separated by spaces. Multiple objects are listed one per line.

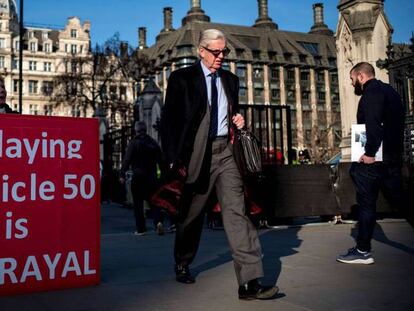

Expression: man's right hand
xmin=119 ymin=177 xmax=125 ymax=184
xmin=359 ymin=154 xmax=375 ymax=164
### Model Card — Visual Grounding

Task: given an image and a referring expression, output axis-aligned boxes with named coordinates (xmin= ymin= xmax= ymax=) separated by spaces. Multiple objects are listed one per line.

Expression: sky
xmin=23 ymin=0 xmax=413 ymax=47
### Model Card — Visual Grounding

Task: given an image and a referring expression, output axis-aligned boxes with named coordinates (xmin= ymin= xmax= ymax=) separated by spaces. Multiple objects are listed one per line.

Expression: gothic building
xmin=140 ymin=0 xmax=342 ymax=160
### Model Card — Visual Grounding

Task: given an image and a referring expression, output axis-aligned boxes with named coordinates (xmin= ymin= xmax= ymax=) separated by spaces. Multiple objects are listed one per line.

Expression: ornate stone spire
xmin=0 ymin=0 xmax=19 ymax=31
xmin=338 ymin=0 xmax=384 ymax=10
xmin=0 ymin=0 xmax=18 ymax=17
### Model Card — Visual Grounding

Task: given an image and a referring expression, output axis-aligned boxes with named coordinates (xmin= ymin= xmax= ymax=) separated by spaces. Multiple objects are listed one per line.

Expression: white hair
xmin=198 ymin=29 xmax=226 ymax=49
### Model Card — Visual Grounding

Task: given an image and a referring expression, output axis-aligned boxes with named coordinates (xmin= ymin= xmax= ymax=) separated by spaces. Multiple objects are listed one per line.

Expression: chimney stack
xmin=253 ymin=0 xmax=278 ymax=29
xmin=182 ymin=0 xmax=210 ymax=26
xmin=258 ymin=0 xmax=269 ymax=19
xmin=191 ymin=0 xmax=201 ymax=9
xmin=309 ymin=3 xmax=333 ymax=35
xmin=163 ymin=7 xmax=174 ymax=32
xmin=156 ymin=7 xmax=176 ymax=41
xmin=138 ymin=27 xmax=147 ymax=50
xmin=313 ymin=3 xmax=324 ymax=25
xmin=83 ymin=20 xmax=91 ymax=33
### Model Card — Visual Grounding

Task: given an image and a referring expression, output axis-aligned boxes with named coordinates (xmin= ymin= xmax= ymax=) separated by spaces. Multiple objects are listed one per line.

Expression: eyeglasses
xmin=202 ymin=46 xmax=230 ymax=57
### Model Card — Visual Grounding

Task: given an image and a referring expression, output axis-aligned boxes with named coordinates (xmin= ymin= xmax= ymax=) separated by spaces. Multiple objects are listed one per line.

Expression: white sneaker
xmin=337 ymin=247 xmax=374 ymax=264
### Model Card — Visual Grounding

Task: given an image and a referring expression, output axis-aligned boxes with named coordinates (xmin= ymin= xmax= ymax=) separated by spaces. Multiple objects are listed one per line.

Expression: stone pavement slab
xmin=0 ymin=203 xmax=413 ymax=311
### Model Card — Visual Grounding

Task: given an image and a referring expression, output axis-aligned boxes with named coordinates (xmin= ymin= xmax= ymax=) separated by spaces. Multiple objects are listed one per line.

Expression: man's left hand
xmin=359 ymin=154 xmax=375 ymax=164
xmin=232 ymin=113 xmax=245 ymax=130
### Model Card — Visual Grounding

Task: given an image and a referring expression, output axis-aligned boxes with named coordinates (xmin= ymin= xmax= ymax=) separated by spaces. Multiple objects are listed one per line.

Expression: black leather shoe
xmin=175 ymin=264 xmax=195 ymax=284
xmin=238 ymin=279 xmax=279 ymax=300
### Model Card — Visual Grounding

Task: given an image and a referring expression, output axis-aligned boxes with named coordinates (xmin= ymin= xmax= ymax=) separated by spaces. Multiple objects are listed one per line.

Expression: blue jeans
xmin=349 ymin=162 xmax=402 ymax=252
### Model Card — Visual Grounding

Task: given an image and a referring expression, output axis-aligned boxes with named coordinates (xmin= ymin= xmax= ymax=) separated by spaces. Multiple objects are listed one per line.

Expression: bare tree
xmin=52 ymin=33 xmax=143 ymax=118
xmin=309 ymin=112 xmax=341 ymax=163
xmin=119 ymin=45 xmax=152 ymax=83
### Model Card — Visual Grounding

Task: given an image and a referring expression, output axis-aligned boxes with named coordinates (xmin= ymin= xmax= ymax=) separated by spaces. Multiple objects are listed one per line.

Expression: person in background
xmin=0 ymin=77 xmax=16 ymax=114
xmin=337 ymin=62 xmax=407 ymax=264
xmin=298 ymin=150 xmax=310 ymax=165
xmin=120 ymin=121 xmax=165 ymax=236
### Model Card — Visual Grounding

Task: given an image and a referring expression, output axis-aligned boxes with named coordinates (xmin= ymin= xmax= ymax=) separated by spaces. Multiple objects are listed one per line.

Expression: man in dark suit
xmin=161 ymin=29 xmax=278 ymax=300
xmin=337 ymin=62 xmax=407 ymax=265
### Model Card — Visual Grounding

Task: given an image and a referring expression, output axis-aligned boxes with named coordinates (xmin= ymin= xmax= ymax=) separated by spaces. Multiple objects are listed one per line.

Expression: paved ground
xmin=1 ymin=203 xmax=413 ymax=311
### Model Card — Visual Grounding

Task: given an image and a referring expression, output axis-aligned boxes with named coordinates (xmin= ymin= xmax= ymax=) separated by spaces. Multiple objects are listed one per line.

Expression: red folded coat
xmin=149 ymin=165 xmax=187 ymax=215
xmin=149 ymin=179 xmax=183 ymax=215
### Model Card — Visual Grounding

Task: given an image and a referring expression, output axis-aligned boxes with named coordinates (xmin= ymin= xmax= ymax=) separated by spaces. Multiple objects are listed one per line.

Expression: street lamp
xmin=19 ymin=0 xmax=24 ymax=113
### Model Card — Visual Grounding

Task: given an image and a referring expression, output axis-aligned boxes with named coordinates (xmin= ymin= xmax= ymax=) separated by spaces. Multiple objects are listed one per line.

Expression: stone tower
xmin=135 ymin=79 xmax=162 ymax=142
xmin=336 ymin=0 xmax=392 ymax=161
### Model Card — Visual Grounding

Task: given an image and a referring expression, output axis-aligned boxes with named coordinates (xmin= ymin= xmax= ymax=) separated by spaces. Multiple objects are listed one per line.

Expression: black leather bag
xmin=236 ymin=130 xmax=262 ymax=174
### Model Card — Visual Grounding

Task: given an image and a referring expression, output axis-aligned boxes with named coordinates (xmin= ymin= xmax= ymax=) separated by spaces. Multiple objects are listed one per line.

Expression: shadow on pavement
xmin=192 ymin=226 xmax=302 ymax=290
xmin=350 ymin=223 xmax=414 ymax=255
xmin=260 ymin=227 xmax=302 ymax=287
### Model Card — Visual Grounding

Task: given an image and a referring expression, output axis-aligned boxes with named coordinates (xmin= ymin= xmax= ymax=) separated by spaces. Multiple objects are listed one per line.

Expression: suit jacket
xmin=0 ymin=103 xmax=14 ymax=114
xmin=160 ymin=61 xmax=240 ymax=185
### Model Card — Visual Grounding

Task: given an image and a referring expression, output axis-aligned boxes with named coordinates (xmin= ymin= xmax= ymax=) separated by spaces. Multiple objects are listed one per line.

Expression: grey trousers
xmin=175 ymin=138 xmax=264 ymax=285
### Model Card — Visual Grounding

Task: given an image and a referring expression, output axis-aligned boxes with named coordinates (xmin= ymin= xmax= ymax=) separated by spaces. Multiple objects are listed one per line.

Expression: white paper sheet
xmin=351 ymin=124 xmax=383 ymax=162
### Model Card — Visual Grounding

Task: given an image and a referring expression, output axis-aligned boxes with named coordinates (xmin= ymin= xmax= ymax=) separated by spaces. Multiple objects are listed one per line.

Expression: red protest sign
xmin=0 ymin=114 xmax=100 ymax=296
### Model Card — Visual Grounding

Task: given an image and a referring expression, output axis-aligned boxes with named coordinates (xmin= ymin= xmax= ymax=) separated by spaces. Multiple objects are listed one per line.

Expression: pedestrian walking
xmin=120 ymin=121 xmax=165 ymax=236
xmin=160 ymin=29 xmax=278 ymax=300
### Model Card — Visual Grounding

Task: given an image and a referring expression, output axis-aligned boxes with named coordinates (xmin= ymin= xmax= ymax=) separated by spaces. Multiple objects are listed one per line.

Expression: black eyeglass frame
xmin=202 ymin=46 xmax=230 ymax=57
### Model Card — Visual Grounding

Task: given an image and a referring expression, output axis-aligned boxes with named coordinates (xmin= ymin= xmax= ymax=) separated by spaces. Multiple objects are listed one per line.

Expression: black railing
xmin=101 ymin=126 xmax=134 ymax=203
xmin=103 ymin=126 xmax=134 ymax=173
xmin=239 ymin=104 xmax=293 ymax=165
xmin=404 ymin=114 xmax=414 ymax=166
xmin=104 ymin=105 xmax=293 ymax=174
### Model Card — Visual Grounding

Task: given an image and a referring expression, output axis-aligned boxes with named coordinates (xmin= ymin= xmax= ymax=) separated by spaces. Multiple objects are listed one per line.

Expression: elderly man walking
xmin=161 ymin=29 xmax=278 ymax=300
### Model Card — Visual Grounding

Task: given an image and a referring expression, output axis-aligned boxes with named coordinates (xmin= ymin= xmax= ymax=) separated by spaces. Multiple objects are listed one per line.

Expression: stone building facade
xmin=0 ymin=0 xmax=135 ymax=126
xmin=140 ymin=0 xmax=342 ymax=160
